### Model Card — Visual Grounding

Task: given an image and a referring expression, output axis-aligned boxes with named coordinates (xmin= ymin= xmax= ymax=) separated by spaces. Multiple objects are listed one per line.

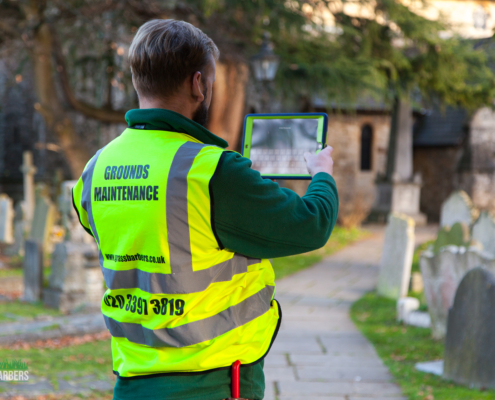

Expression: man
xmin=72 ymin=19 xmax=338 ymax=400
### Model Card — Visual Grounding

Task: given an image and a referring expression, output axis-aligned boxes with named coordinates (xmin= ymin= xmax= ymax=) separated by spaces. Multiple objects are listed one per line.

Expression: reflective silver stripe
xmin=102 ymin=253 xmax=260 ymax=294
xmin=167 ymin=142 xmax=205 ymax=273
xmin=81 ymin=148 xmax=106 ymax=267
xmin=104 ymin=285 xmax=274 ymax=347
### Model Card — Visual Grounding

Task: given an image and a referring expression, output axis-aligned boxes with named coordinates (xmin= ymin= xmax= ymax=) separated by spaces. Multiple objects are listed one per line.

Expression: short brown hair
xmin=129 ymin=19 xmax=219 ymax=98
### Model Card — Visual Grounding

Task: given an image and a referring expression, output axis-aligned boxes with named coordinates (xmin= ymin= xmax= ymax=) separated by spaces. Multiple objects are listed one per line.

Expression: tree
xmin=1 ymin=0 xmax=493 ymax=178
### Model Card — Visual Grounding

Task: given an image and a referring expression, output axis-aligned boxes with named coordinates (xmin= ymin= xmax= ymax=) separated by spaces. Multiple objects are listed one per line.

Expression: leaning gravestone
xmin=444 ymin=267 xmax=495 ymax=389
xmin=439 ymin=191 xmax=478 ymax=228
xmin=23 ymin=240 xmax=43 ymax=302
xmin=29 ymin=185 xmax=55 ymax=251
xmin=377 ymin=213 xmax=415 ymax=300
xmin=0 ymin=194 xmax=14 ymax=244
xmin=472 ymin=211 xmax=495 ymax=257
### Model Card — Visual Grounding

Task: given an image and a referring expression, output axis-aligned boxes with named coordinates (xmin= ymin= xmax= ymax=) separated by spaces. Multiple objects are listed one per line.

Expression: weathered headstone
xmin=0 ymin=194 xmax=14 ymax=244
xmin=439 ymin=191 xmax=478 ymax=228
xmin=421 ymin=246 xmax=495 ymax=339
xmin=472 ymin=211 xmax=495 ymax=257
xmin=43 ymin=242 xmax=102 ymax=312
xmin=4 ymin=203 xmax=25 ymax=256
xmin=23 ymin=240 xmax=43 ymax=302
xmin=59 ymin=180 xmax=93 ymax=244
xmin=444 ymin=267 xmax=495 ymax=389
xmin=29 ymin=185 xmax=55 ymax=251
xmin=20 ymin=151 xmax=37 ymax=232
xmin=377 ymin=213 xmax=415 ymax=299
xmin=432 ymin=222 xmax=471 ymax=254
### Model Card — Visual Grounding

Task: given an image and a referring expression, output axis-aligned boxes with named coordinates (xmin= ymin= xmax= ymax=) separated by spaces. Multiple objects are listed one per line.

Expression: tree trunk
xmin=385 ymin=95 xmax=413 ymax=182
xmin=28 ymin=19 xmax=91 ymax=178
xmin=207 ymin=61 xmax=249 ymax=151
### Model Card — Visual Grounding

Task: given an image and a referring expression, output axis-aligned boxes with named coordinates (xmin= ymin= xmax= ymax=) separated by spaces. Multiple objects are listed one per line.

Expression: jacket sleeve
xmin=72 ymin=177 xmax=94 ymax=237
xmin=210 ymin=151 xmax=339 ymax=259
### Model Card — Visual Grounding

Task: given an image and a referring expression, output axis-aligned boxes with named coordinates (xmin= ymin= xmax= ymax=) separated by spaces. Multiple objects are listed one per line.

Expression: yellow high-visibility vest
xmin=72 ymin=128 xmax=280 ymax=378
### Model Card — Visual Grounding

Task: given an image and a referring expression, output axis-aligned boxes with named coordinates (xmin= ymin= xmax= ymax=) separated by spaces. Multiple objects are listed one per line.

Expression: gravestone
xmin=43 ymin=242 xmax=102 ymax=312
xmin=421 ymin=246 xmax=495 ymax=339
xmin=20 ymin=151 xmax=37 ymax=233
xmin=4 ymin=203 xmax=25 ymax=256
xmin=59 ymin=181 xmax=92 ymax=244
xmin=23 ymin=240 xmax=43 ymax=302
xmin=377 ymin=213 xmax=415 ymax=299
xmin=439 ymin=191 xmax=478 ymax=228
xmin=444 ymin=267 xmax=495 ymax=389
xmin=0 ymin=194 xmax=14 ymax=244
xmin=29 ymin=185 xmax=55 ymax=251
xmin=472 ymin=211 xmax=495 ymax=257
xmin=432 ymin=222 xmax=471 ymax=254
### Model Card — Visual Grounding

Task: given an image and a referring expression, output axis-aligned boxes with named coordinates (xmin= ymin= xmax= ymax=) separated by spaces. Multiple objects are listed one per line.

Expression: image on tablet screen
xmin=250 ymin=118 xmax=319 ymax=175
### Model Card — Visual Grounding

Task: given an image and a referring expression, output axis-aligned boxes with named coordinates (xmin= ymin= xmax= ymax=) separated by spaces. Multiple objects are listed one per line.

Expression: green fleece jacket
xmin=108 ymin=108 xmax=339 ymax=400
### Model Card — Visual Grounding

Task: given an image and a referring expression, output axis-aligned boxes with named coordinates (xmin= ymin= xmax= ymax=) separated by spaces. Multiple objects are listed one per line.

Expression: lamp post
xmin=251 ymin=32 xmax=279 ymax=112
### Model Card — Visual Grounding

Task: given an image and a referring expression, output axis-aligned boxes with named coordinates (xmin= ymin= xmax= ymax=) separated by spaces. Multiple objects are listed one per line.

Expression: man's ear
xmin=191 ymin=71 xmax=205 ymax=103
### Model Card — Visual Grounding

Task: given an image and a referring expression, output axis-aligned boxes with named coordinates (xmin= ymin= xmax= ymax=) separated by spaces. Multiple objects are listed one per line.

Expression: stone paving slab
xmin=264 ymin=225 xmax=437 ymax=400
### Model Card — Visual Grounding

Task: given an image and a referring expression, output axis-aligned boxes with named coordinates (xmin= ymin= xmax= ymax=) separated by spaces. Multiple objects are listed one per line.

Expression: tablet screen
xmin=249 ymin=118 xmax=320 ymax=175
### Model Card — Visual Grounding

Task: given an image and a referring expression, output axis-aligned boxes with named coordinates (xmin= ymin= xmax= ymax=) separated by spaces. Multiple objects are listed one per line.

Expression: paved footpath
xmin=263 ymin=226 xmax=436 ymax=400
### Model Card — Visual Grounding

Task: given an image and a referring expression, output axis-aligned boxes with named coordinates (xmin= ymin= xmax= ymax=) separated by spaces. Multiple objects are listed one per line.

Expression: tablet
xmin=241 ymin=113 xmax=328 ymax=179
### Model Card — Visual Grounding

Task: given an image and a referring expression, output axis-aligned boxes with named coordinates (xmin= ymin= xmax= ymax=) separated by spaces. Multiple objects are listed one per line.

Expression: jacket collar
xmin=125 ymin=108 xmax=228 ymax=149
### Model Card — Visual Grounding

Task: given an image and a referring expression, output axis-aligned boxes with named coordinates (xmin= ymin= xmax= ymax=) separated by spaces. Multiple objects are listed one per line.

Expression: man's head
xmin=129 ymin=19 xmax=219 ymax=126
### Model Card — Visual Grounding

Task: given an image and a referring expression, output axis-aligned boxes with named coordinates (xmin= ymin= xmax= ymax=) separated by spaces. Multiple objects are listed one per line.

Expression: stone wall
xmin=455 ymin=107 xmax=495 ymax=214
xmin=413 ymin=147 xmax=461 ymax=222
xmin=326 ymin=113 xmax=391 ymax=226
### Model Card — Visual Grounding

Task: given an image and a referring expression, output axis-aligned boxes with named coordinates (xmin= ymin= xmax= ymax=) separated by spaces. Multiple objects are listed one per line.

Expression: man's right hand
xmin=304 ymin=146 xmax=334 ymax=177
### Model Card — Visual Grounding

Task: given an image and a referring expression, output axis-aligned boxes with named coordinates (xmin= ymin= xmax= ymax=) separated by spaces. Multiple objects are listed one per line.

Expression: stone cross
xmin=0 ymin=194 xmax=14 ymax=244
xmin=472 ymin=211 xmax=495 ymax=257
xmin=439 ymin=191 xmax=478 ymax=228
xmin=377 ymin=213 xmax=415 ymax=300
xmin=444 ymin=267 xmax=495 ymax=389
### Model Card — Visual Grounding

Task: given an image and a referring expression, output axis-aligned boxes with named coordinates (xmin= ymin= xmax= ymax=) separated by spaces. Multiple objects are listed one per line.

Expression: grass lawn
xmin=351 ymin=292 xmax=495 ymax=400
xmin=272 ymin=226 xmax=369 ymax=279
xmin=0 ymin=300 xmax=62 ymax=322
xmin=0 ymin=337 xmax=114 ymax=394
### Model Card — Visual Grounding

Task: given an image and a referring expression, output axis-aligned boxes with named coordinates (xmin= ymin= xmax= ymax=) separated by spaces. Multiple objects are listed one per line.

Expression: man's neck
xmin=139 ymin=96 xmax=194 ymax=121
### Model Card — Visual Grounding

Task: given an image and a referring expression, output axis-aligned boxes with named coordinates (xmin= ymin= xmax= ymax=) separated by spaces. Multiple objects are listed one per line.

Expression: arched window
xmin=360 ymin=124 xmax=373 ymax=171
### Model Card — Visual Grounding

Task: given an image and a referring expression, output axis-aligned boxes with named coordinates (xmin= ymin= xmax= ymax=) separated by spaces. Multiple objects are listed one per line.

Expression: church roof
xmin=413 ymin=106 xmax=469 ymax=147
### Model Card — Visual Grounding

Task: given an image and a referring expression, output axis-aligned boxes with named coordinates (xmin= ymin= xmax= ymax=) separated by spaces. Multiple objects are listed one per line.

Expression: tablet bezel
xmin=241 ymin=113 xmax=329 ymax=180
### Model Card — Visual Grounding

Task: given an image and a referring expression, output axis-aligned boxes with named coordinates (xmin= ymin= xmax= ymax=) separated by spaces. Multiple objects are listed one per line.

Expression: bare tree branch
xmin=50 ymin=24 xmax=127 ymax=124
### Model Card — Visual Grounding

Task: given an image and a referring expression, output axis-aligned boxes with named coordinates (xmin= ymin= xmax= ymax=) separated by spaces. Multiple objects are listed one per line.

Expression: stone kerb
xmin=439 ymin=191 xmax=478 ymax=228
xmin=420 ymin=245 xmax=495 ymax=339
xmin=444 ymin=267 xmax=495 ymax=389
xmin=377 ymin=213 xmax=415 ymax=300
